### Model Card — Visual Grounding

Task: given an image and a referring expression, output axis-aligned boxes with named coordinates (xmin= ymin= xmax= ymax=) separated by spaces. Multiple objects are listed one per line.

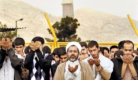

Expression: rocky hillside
xmin=0 ymin=0 xmax=58 ymax=42
xmin=75 ymin=9 xmax=138 ymax=43
xmin=0 ymin=0 xmax=138 ymax=43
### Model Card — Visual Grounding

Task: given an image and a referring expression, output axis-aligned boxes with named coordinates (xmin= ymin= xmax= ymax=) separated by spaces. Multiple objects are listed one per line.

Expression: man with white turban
xmin=54 ymin=42 xmax=94 ymax=80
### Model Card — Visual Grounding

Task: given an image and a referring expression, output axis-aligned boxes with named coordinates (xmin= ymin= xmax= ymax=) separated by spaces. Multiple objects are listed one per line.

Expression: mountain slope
xmin=75 ymin=9 xmax=138 ymax=42
xmin=0 ymin=0 xmax=58 ymax=42
xmin=1 ymin=0 xmax=138 ymax=43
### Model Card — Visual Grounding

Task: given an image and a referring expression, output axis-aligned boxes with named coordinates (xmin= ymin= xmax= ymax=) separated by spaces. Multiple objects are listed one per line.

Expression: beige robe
xmin=54 ymin=61 xmax=94 ymax=80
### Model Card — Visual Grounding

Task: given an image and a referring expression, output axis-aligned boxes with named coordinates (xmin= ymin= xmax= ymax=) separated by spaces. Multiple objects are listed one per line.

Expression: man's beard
xmin=92 ymin=54 xmax=99 ymax=59
xmin=69 ymin=55 xmax=78 ymax=62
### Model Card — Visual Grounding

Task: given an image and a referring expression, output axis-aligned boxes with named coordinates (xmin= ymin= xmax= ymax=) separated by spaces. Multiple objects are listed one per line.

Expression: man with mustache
xmin=54 ymin=42 xmax=94 ymax=80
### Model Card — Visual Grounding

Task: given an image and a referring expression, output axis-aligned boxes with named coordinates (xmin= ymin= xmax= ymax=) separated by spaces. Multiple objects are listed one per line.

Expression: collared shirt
xmin=15 ymin=53 xmax=26 ymax=61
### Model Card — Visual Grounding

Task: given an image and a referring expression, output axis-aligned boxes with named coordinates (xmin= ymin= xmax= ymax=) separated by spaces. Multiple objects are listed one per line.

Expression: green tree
xmin=0 ymin=22 xmax=16 ymax=39
xmin=48 ymin=16 xmax=81 ymax=42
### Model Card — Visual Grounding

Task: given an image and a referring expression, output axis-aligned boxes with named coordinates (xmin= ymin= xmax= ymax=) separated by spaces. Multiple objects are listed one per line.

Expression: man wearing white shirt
xmin=13 ymin=37 xmax=29 ymax=80
xmin=87 ymin=40 xmax=113 ymax=80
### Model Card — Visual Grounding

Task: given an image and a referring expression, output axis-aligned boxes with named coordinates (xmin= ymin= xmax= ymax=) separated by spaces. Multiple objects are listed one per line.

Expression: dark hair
xmin=24 ymin=46 xmax=31 ymax=54
xmin=134 ymin=50 xmax=138 ymax=56
xmin=137 ymin=48 xmax=138 ymax=51
xmin=52 ymin=48 xmax=59 ymax=56
xmin=13 ymin=37 xmax=25 ymax=47
xmin=80 ymin=42 xmax=87 ymax=48
xmin=57 ymin=47 xmax=66 ymax=57
xmin=110 ymin=45 xmax=118 ymax=51
xmin=88 ymin=40 xmax=99 ymax=48
xmin=52 ymin=47 xmax=66 ymax=58
xmin=122 ymin=40 xmax=134 ymax=49
xmin=43 ymin=46 xmax=51 ymax=54
xmin=118 ymin=40 xmax=125 ymax=49
xmin=32 ymin=36 xmax=44 ymax=44
xmin=100 ymin=47 xmax=109 ymax=55
xmin=114 ymin=50 xmax=123 ymax=58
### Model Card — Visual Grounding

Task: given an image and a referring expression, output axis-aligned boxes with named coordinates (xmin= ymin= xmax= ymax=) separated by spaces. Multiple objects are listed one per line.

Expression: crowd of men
xmin=0 ymin=36 xmax=138 ymax=80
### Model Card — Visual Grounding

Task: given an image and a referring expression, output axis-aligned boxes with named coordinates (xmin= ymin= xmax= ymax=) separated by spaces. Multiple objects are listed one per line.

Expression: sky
xmin=21 ymin=0 xmax=138 ymax=20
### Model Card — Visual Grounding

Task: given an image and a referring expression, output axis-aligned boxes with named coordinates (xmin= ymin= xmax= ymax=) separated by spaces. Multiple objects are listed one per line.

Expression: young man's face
xmin=122 ymin=43 xmax=134 ymax=56
xmin=15 ymin=45 xmax=24 ymax=54
xmin=103 ymin=50 xmax=110 ymax=58
xmin=67 ymin=46 xmax=79 ymax=62
xmin=110 ymin=48 xmax=118 ymax=59
xmin=53 ymin=55 xmax=60 ymax=62
xmin=60 ymin=54 xmax=67 ymax=63
xmin=88 ymin=45 xmax=100 ymax=59
xmin=81 ymin=46 xmax=88 ymax=55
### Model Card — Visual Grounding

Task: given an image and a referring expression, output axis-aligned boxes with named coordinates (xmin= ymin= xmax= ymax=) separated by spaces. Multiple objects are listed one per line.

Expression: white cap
xmin=66 ymin=42 xmax=82 ymax=53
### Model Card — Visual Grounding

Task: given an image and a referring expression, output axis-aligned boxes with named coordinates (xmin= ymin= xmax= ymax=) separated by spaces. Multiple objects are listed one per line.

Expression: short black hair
xmin=114 ymin=50 xmax=123 ymax=58
xmin=24 ymin=46 xmax=31 ymax=54
xmin=13 ymin=37 xmax=25 ymax=47
xmin=88 ymin=40 xmax=99 ymax=48
xmin=43 ymin=46 xmax=51 ymax=54
xmin=32 ymin=36 xmax=44 ymax=44
xmin=80 ymin=42 xmax=87 ymax=48
xmin=110 ymin=45 xmax=118 ymax=51
xmin=57 ymin=47 xmax=66 ymax=57
xmin=52 ymin=47 xmax=66 ymax=58
xmin=118 ymin=40 xmax=125 ymax=49
xmin=52 ymin=48 xmax=59 ymax=56
xmin=100 ymin=47 xmax=109 ymax=55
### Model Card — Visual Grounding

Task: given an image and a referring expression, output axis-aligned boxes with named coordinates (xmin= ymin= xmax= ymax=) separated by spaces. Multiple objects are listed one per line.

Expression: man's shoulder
xmin=99 ymin=54 xmax=114 ymax=68
xmin=79 ymin=61 xmax=91 ymax=68
xmin=57 ymin=62 xmax=66 ymax=68
xmin=134 ymin=57 xmax=138 ymax=62
xmin=100 ymin=54 xmax=112 ymax=62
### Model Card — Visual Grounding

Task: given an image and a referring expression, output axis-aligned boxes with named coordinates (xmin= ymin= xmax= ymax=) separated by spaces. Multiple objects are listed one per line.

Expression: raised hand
xmin=29 ymin=41 xmax=42 ymax=51
xmin=94 ymin=59 xmax=100 ymax=66
xmin=122 ymin=55 xmax=133 ymax=64
xmin=88 ymin=58 xmax=95 ymax=65
xmin=34 ymin=41 xmax=41 ymax=50
xmin=1 ymin=38 xmax=12 ymax=50
xmin=68 ymin=65 xmax=78 ymax=73
xmin=21 ymin=67 xmax=29 ymax=79
xmin=29 ymin=41 xmax=36 ymax=51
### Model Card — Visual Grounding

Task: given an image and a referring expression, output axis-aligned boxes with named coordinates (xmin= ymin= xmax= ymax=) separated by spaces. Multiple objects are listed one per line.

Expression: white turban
xmin=66 ymin=42 xmax=82 ymax=53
